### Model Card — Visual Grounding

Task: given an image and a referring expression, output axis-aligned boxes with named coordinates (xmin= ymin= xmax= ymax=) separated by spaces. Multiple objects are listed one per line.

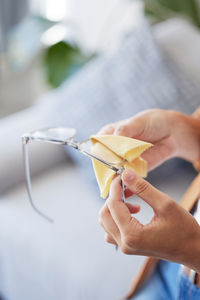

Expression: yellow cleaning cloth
xmin=90 ymin=135 xmax=152 ymax=198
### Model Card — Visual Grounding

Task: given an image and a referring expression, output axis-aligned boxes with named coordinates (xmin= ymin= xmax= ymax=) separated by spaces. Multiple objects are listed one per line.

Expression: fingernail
xmin=123 ymin=169 xmax=135 ymax=183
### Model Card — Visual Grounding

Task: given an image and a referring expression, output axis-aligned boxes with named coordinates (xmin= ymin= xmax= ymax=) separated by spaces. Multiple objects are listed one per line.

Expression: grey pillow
xmin=39 ymin=20 xmax=200 ymax=182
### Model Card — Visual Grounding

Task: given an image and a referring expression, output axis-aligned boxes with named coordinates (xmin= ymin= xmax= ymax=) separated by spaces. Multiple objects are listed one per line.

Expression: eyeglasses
xmin=22 ymin=127 xmax=126 ymax=223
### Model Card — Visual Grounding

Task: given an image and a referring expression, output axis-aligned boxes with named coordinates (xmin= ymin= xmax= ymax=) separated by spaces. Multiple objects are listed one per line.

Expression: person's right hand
xmin=98 ymin=171 xmax=200 ymax=274
xmin=98 ymin=109 xmax=200 ymax=171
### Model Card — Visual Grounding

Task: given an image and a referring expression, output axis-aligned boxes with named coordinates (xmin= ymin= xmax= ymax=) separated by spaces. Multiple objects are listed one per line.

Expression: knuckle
xmin=134 ymin=179 xmax=149 ymax=196
xmin=120 ymin=245 xmax=131 ymax=255
xmin=99 ymin=206 xmax=109 ymax=219
xmin=105 ymin=124 xmax=114 ymax=131
xmin=121 ymin=230 xmax=143 ymax=254
xmin=105 ymin=234 xmax=113 ymax=244
xmin=100 ymin=124 xmax=114 ymax=134
xmin=115 ymin=124 xmax=127 ymax=135
xmin=123 ymin=235 xmax=133 ymax=249
xmin=120 ymin=238 xmax=138 ymax=254
xmin=120 ymin=235 xmax=134 ymax=254
xmin=162 ymin=196 xmax=175 ymax=212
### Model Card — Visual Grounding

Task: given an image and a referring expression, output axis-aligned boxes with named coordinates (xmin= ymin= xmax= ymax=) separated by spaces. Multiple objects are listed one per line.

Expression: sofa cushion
xmin=38 ymin=20 xmax=200 ymax=184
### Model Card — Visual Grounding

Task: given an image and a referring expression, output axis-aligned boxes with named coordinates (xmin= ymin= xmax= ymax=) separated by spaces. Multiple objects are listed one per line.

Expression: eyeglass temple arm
xmin=22 ymin=136 xmax=54 ymax=223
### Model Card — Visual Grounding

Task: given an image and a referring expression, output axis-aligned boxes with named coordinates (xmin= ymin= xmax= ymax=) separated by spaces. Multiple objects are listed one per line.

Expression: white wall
xmin=69 ymin=0 xmax=143 ymax=52
xmin=30 ymin=0 xmax=143 ymax=52
xmin=0 ymin=0 xmax=143 ymax=118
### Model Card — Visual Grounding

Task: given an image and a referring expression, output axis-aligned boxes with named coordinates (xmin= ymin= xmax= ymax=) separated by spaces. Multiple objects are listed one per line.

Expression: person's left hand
xmin=98 ymin=169 xmax=200 ymax=273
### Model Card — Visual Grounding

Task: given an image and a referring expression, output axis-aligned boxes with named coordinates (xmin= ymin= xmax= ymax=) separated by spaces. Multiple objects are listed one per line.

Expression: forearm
xmin=182 ymin=232 xmax=200 ymax=274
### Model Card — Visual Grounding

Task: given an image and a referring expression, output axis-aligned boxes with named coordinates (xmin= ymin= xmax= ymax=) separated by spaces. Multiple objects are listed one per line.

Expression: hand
xmin=98 ymin=109 xmax=200 ymax=170
xmin=99 ymin=169 xmax=200 ymax=273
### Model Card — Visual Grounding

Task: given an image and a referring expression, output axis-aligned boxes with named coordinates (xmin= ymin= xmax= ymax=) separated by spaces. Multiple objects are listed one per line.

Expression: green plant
xmin=43 ymin=41 xmax=93 ymax=88
xmin=142 ymin=0 xmax=200 ymax=28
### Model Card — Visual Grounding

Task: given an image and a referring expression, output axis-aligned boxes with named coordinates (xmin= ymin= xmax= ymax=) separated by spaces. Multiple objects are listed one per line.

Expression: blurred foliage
xmin=43 ymin=41 xmax=93 ymax=88
xmin=44 ymin=0 xmax=200 ymax=88
xmin=142 ymin=0 xmax=200 ymax=28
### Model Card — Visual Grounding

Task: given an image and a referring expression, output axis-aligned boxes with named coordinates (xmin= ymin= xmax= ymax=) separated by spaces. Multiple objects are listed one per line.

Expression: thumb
xmin=122 ymin=169 xmax=167 ymax=214
xmin=113 ymin=116 xmax=146 ymax=137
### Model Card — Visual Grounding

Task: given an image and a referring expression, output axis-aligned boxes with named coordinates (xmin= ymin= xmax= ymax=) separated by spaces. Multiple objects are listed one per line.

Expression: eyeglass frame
xmin=21 ymin=127 xmax=126 ymax=223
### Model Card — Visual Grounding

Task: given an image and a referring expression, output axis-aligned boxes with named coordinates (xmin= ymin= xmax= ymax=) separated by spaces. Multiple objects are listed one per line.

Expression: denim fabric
xmin=177 ymin=269 xmax=200 ymax=300
xmin=132 ymin=261 xmax=180 ymax=300
xmin=133 ymin=261 xmax=200 ymax=300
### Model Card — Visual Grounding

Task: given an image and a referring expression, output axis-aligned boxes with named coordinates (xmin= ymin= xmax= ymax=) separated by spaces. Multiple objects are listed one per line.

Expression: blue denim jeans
xmin=177 ymin=269 xmax=200 ymax=300
xmin=132 ymin=261 xmax=200 ymax=300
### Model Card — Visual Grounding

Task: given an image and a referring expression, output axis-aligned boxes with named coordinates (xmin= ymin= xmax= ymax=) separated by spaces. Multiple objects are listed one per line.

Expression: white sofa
xmin=0 ymin=19 xmax=200 ymax=300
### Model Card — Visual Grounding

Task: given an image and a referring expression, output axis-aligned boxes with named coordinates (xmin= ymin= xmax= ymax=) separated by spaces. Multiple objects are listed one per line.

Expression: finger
xmin=99 ymin=203 xmax=120 ymax=241
xmin=141 ymin=136 xmax=175 ymax=171
xmin=98 ymin=124 xmax=115 ymax=135
xmin=99 ymin=202 xmax=139 ymax=239
xmin=122 ymin=169 xmax=168 ymax=213
xmin=104 ymin=233 xmax=117 ymax=245
xmin=113 ymin=120 xmax=133 ymax=137
xmin=127 ymin=110 xmax=169 ymax=142
xmin=113 ymin=113 xmax=148 ymax=138
xmin=99 ymin=218 xmax=119 ymax=246
xmin=107 ymin=177 xmax=133 ymax=231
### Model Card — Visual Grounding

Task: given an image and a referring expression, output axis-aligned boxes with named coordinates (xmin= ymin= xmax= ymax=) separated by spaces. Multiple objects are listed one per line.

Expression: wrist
xmin=170 ymin=111 xmax=200 ymax=163
xmin=187 ymin=116 xmax=200 ymax=164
